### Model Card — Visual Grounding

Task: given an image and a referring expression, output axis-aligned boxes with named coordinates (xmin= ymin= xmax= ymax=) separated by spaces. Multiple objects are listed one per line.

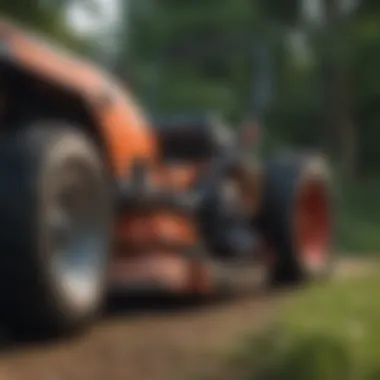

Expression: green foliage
xmin=337 ymin=179 xmax=380 ymax=254
xmin=125 ymin=0 xmax=257 ymax=119
xmin=258 ymin=0 xmax=299 ymax=26
xmin=351 ymin=12 xmax=380 ymax=174
xmin=224 ymin=275 xmax=380 ymax=380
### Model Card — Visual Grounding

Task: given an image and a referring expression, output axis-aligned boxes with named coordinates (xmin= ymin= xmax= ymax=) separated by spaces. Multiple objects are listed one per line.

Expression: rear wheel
xmin=0 ymin=122 xmax=112 ymax=337
xmin=260 ymin=154 xmax=333 ymax=285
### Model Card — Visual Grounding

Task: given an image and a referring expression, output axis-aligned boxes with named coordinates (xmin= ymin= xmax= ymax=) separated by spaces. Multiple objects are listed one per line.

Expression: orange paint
xmin=0 ymin=19 xmax=158 ymax=177
xmin=116 ymin=212 xmax=199 ymax=254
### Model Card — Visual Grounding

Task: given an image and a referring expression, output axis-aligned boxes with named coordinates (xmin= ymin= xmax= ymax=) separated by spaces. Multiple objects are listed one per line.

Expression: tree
xmin=118 ymin=0 xmax=260 ymax=120
xmin=319 ymin=0 xmax=357 ymax=179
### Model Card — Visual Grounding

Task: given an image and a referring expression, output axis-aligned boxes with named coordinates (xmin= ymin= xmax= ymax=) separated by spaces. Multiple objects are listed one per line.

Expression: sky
xmin=68 ymin=0 xmax=120 ymax=35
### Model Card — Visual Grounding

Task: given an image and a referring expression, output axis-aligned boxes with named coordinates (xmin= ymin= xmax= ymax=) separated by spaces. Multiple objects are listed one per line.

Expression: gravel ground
xmin=0 ymin=258 xmax=376 ymax=380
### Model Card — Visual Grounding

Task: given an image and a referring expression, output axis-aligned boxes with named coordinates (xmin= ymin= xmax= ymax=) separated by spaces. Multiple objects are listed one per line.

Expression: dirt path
xmin=0 ymin=258 xmax=376 ymax=380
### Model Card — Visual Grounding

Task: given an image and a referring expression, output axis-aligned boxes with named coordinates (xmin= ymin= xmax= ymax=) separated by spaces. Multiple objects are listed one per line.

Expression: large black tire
xmin=0 ymin=122 xmax=112 ymax=337
xmin=260 ymin=153 xmax=334 ymax=286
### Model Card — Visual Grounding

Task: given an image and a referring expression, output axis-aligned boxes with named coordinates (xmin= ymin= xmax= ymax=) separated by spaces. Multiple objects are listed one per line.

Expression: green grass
xmin=337 ymin=178 xmax=380 ymax=254
xmin=224 ymin=275 xmax=380 ymax=380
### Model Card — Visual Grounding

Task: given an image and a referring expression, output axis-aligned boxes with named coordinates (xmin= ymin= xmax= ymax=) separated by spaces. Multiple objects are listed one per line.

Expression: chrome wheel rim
xmin=47 ymin=161 xmax=108 ymax=311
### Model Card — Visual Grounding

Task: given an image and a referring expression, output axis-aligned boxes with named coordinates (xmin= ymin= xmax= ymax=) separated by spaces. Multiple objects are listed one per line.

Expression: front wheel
xmin=0 ymin=122 xmax=112 ymax=337
xmin=260 ymin=154 xmax=334 ymax=285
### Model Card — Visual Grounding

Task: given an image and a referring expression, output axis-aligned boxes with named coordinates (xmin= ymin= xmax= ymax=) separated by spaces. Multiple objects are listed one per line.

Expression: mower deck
xmin=108 ymin=252 xmax=266 ymax=297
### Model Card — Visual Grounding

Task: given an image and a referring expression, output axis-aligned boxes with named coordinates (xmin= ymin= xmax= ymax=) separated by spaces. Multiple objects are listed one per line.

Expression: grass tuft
xmin=220 ymin=275 xmax=380 ymax=380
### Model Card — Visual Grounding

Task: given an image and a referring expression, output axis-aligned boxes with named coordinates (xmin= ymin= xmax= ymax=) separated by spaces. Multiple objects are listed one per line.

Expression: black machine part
xmin=117 ymin=112 xmax=262 ymax=260
xmin=153 ymin=113 xmax=236 ymax=162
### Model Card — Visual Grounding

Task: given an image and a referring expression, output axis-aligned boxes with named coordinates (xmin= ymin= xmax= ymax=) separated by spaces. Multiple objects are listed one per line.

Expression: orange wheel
xmin=261 ymin=154 xmax=333 ymax=285
xmin=294 ymin=180 xmax=332 ymax=272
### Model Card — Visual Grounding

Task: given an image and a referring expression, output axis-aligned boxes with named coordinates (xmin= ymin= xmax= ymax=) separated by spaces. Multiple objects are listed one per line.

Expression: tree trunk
xmin=322 ymin=0 xmax=357 ymax=180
